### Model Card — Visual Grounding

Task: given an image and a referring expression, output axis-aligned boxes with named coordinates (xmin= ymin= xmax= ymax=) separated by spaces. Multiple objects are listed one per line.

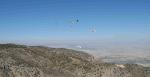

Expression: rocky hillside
xmin=0 ymin=44 xmax=148 ymax=77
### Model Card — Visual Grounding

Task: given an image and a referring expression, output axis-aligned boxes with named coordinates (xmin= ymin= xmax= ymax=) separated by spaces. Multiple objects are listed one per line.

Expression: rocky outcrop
xmin=0 ymin=44 xmax=148 ymax=77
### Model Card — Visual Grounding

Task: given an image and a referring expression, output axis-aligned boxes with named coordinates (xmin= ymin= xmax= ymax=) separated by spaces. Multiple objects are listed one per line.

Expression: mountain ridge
xmin=0 ymin=44 xmax=148 ymax=77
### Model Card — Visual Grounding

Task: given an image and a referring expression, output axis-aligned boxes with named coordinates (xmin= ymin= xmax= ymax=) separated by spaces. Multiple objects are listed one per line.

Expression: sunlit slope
xmin=0 ymin=44 xmax=148 ymax=77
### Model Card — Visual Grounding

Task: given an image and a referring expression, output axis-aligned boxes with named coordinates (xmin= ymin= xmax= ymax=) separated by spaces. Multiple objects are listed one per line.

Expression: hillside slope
xmin=0 ymin=44 xmax=148 ymax=77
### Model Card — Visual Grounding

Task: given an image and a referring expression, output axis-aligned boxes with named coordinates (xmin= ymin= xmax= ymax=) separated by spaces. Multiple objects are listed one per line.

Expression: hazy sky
xmin=0 ymin=0 xmax=150 ymax=43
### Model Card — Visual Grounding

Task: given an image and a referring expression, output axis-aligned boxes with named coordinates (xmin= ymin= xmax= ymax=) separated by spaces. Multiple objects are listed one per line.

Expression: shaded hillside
xmin=0 ymin=44 xmax=148 ymax=77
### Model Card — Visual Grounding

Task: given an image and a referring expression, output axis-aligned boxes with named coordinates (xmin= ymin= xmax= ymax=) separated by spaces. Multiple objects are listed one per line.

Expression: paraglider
xmin=68 ymin=17 xmax=97 ymax=33
xmin=68 ymin=18 xmax=79 ymax=32
xmin=90 ymin=26 xmax=97 ymax=33
xmin=76 ymin=19 xmax=79 ymax=22
xmin=91 ymin=28 xmax=96 ymax=32
xmin=70 ymin=19 xmax=79 ymax=25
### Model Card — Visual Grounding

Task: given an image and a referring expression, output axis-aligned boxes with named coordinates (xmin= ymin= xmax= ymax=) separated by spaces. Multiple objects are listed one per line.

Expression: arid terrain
xmin=0 ymin=44 xmax=149 ymax=77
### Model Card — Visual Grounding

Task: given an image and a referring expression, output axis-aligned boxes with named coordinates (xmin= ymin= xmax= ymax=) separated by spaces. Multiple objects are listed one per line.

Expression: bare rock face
xmin=0 ymin=44 xmax=148 ymax=77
